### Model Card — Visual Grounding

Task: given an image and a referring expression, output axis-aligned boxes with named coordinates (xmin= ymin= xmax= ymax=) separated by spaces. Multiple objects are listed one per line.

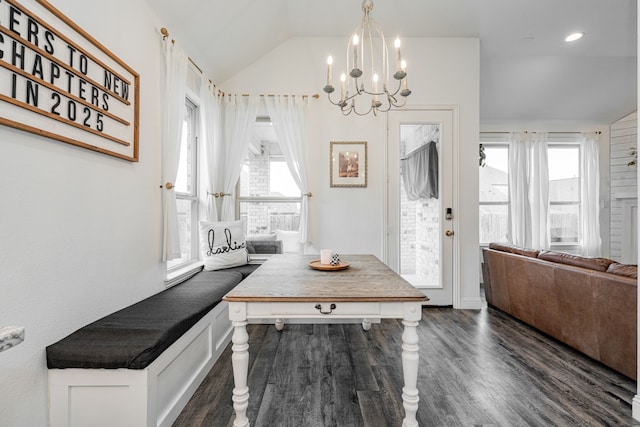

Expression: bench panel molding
xmin=49 ymin=301 xmax=232 ymax=427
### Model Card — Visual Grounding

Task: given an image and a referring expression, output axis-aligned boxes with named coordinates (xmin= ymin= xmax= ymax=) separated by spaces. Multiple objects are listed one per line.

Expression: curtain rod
xmin=480 ymin=131 xmax=601 ymax=135
xmin=160 ymin=28 xmax=319 ymax=100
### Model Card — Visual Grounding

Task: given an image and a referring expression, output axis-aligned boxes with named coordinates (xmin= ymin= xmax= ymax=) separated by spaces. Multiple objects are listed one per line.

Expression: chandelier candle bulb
xmin=340 ymin=73 xmax=346 ymax=101
xmin=394 ymin=37 xmax=402 ymax=72
xmin=327 ymin=56 xmax=333 ymax=86
xmin=373 ymin=73 xmax=379 ymax=102
xmin=400 ymin=61 xmax=411 ymax=97
xmin=352 ymin=34 xmax=360 ymax=73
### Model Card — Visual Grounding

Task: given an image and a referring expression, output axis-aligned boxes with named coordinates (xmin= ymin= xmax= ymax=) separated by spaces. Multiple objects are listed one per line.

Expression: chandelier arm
xmin=387 ymin=79 xmax=403 ymax=97
xmin=370 ymin=14 xmax=388 ymax=86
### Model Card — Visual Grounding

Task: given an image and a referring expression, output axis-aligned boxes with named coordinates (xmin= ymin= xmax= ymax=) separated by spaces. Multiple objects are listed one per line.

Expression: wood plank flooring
xmin=173 ymin=307 xmax=639 ymax=426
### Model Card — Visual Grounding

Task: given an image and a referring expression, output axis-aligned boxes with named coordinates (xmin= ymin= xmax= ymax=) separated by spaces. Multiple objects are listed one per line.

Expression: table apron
xmin=228 ymin=301 xmax=423 ymax=322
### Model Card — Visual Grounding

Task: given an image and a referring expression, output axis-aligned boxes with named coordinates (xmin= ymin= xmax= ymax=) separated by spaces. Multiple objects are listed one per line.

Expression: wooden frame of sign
xmin=0 ymin=0 xmax=140 ymax=161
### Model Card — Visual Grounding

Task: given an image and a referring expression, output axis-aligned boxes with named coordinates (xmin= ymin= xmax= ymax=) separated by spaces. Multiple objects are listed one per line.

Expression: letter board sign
xmin=0 ymin=0 xmax=140 ymax=161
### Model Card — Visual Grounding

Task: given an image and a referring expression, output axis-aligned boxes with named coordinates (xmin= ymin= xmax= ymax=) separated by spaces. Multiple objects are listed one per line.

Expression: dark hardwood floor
xmin=174 ymin=307 xmax=639 ymax=426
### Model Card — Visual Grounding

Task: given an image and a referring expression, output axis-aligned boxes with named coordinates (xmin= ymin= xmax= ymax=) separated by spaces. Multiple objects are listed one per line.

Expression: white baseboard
xmin=632 ymin=395 xmax=640 ymax=421
xmin=458 ymin=296 xmax=484 ymax=310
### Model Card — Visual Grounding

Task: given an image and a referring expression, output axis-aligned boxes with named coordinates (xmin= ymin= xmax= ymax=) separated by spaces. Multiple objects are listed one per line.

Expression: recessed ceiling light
xmin=565 ymin=32 xmax=584 ymax=42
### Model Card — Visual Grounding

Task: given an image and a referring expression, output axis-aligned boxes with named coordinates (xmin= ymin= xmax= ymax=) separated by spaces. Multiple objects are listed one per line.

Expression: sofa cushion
xmin=488 ymin=242 xmax=539 ymax=258
xmin=46 ymin=270 xmax=244 ymax=370
xmin=537 ymin=251 xmax=615 ymax=272
xmin=606 ymin=263 xmax=638 ymax=279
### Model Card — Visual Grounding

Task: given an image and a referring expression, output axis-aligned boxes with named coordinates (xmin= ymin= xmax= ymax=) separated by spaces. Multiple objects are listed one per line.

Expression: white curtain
xmin=265 ymin=95 xmax=310 ymax=244
xmin=508 ymin=132 xmax=549 ymax=250
xmin=160 ymin=40 xmax=188 ymax=261
xmin=529 ymin=132 xmax=549 ymax=249
xmin=401 ymin=141 xmax=439 ymax=200
xmin=508 ymin=132 xmax=531 ymax=247
xmin=200 ymin=79 xmax=223 ymax=221
xmin=580 ymin=133 xmax=601 ymax=256
xmin=220 ymin=94 xmax=260 ymax=221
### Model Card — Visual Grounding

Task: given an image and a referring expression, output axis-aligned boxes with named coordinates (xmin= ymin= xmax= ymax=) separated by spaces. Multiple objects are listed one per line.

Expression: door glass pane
xmin=399 ymin=124 xmax=440 ymax=288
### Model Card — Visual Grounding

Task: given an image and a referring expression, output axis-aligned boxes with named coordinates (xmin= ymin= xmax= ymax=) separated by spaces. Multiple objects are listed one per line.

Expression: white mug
xmin=320 ymin=249 xmax=332 ymax=265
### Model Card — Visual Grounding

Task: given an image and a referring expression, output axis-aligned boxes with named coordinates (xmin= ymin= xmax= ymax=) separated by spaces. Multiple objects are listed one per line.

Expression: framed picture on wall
xmin=330 ymin=141 xmax=367 ymax=187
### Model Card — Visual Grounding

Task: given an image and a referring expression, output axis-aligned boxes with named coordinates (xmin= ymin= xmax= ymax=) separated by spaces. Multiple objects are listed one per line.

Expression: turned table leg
xmin=401 ymin=319 xmax=420 ymax=427
xmin=231 ymin=320 xmax=250 ymax=427
xmin=362 ymin=318 xmax=372 ymax=331
xmin=275 ymin=318 xmax=284 ymax=331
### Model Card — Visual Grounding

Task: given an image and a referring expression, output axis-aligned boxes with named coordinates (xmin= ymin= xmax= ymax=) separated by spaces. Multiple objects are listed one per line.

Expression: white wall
xmin=610 ymin=112 xmax=638 ymax=261
xmin=222 ymin=37 xmax=482 ymax=308
xmin=0 ymin=1 xmax=168 ymax=425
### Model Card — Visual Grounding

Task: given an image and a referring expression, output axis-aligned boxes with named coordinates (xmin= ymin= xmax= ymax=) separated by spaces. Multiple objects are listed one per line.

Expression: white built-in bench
xmin=46 ymin=264 xmax=259 ymax=427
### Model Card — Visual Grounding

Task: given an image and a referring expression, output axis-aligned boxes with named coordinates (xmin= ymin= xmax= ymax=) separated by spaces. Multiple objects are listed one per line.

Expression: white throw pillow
xmin=276 ymin=229 xmax=303 ymax=253
xmin=199 ymin=220 xmax=249 ymax=270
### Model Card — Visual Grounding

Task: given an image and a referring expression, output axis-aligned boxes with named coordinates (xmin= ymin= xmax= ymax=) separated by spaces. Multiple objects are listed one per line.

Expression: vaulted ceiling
xmin=146 ymin=0 xmax=637 ymax=124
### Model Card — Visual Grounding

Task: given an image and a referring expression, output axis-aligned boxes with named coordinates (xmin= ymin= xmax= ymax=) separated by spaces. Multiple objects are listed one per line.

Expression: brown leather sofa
xmin=482 ymin=243 xmax=637 ymax=379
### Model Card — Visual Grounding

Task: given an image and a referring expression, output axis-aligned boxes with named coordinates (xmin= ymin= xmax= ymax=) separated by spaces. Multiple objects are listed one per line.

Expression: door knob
xmin=445 ymin=229 xmax=454 ymax=237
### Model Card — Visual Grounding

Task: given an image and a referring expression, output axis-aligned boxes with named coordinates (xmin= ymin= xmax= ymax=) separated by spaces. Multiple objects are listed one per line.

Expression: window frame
xmin=236 ymin=119 xmax=303 ymax=249
xmin=547 ymin=142 xmax=581 ymax=248
xmin=167 ymin=97 xmax=200 ymax=274
xmin=479 ymin=134 xmax=584 ymax=249
xmin=479 ymin=139 xmax=510 ymax=246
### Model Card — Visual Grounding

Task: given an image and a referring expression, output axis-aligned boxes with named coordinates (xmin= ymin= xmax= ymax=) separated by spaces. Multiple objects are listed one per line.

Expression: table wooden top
xmin=223 ymin=254 xmax=428 ymax=303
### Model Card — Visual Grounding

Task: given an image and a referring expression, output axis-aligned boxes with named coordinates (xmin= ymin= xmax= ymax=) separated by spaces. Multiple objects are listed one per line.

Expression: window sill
xmin=165 ymin=261 xmax=203 ymax=288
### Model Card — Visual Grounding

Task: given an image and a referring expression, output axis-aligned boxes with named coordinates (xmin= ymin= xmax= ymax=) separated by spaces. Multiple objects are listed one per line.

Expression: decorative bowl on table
xmin=308 ymin=260 xmax=350 ymax=271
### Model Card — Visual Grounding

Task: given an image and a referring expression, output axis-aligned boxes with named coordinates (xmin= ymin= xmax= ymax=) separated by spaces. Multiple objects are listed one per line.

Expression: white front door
xmin=386 ymin=109 xmax=455 ymax=306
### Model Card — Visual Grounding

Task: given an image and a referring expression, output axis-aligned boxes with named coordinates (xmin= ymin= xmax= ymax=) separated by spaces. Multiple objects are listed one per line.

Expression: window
xmin=168 ymin=99 xmax=199 ymax=270
xmin=479 ymin=143 xmax=509 ymax=245
xmin=479 ymin=135 xmax=582 ymax=248
xmin=548 ymin=145 xmax=580 ymax=244
xmin=237 ymin=119 xmax=302 ymax=250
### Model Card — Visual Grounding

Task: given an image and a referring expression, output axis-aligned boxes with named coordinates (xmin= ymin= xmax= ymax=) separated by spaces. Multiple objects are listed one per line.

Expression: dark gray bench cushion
xmin=215 ymin=263 xmax=261 ymax=278
xmin=46 ymin=264 xmax=260 ymax=370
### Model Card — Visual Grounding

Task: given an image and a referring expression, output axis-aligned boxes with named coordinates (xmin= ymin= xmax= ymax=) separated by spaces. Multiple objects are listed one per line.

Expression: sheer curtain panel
xmin=220 ymin=94 xmax=260 ymax=221
xmin=508 ymin=132 xmax=549 ymax=250
xmin=161 ymin=39 xmax=188 ymax=261
xmin=265 ymin=95 xmax=310 ymax=244
xmin=508 ymin=132 xmax=531 ymax=247
xmin=580 ymin=133 xmax=601 ymax=256
xmin=200 ymin=79 xmax=223 ymax=221
xmin=529 ymin=132 xmax=549 ymax=249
